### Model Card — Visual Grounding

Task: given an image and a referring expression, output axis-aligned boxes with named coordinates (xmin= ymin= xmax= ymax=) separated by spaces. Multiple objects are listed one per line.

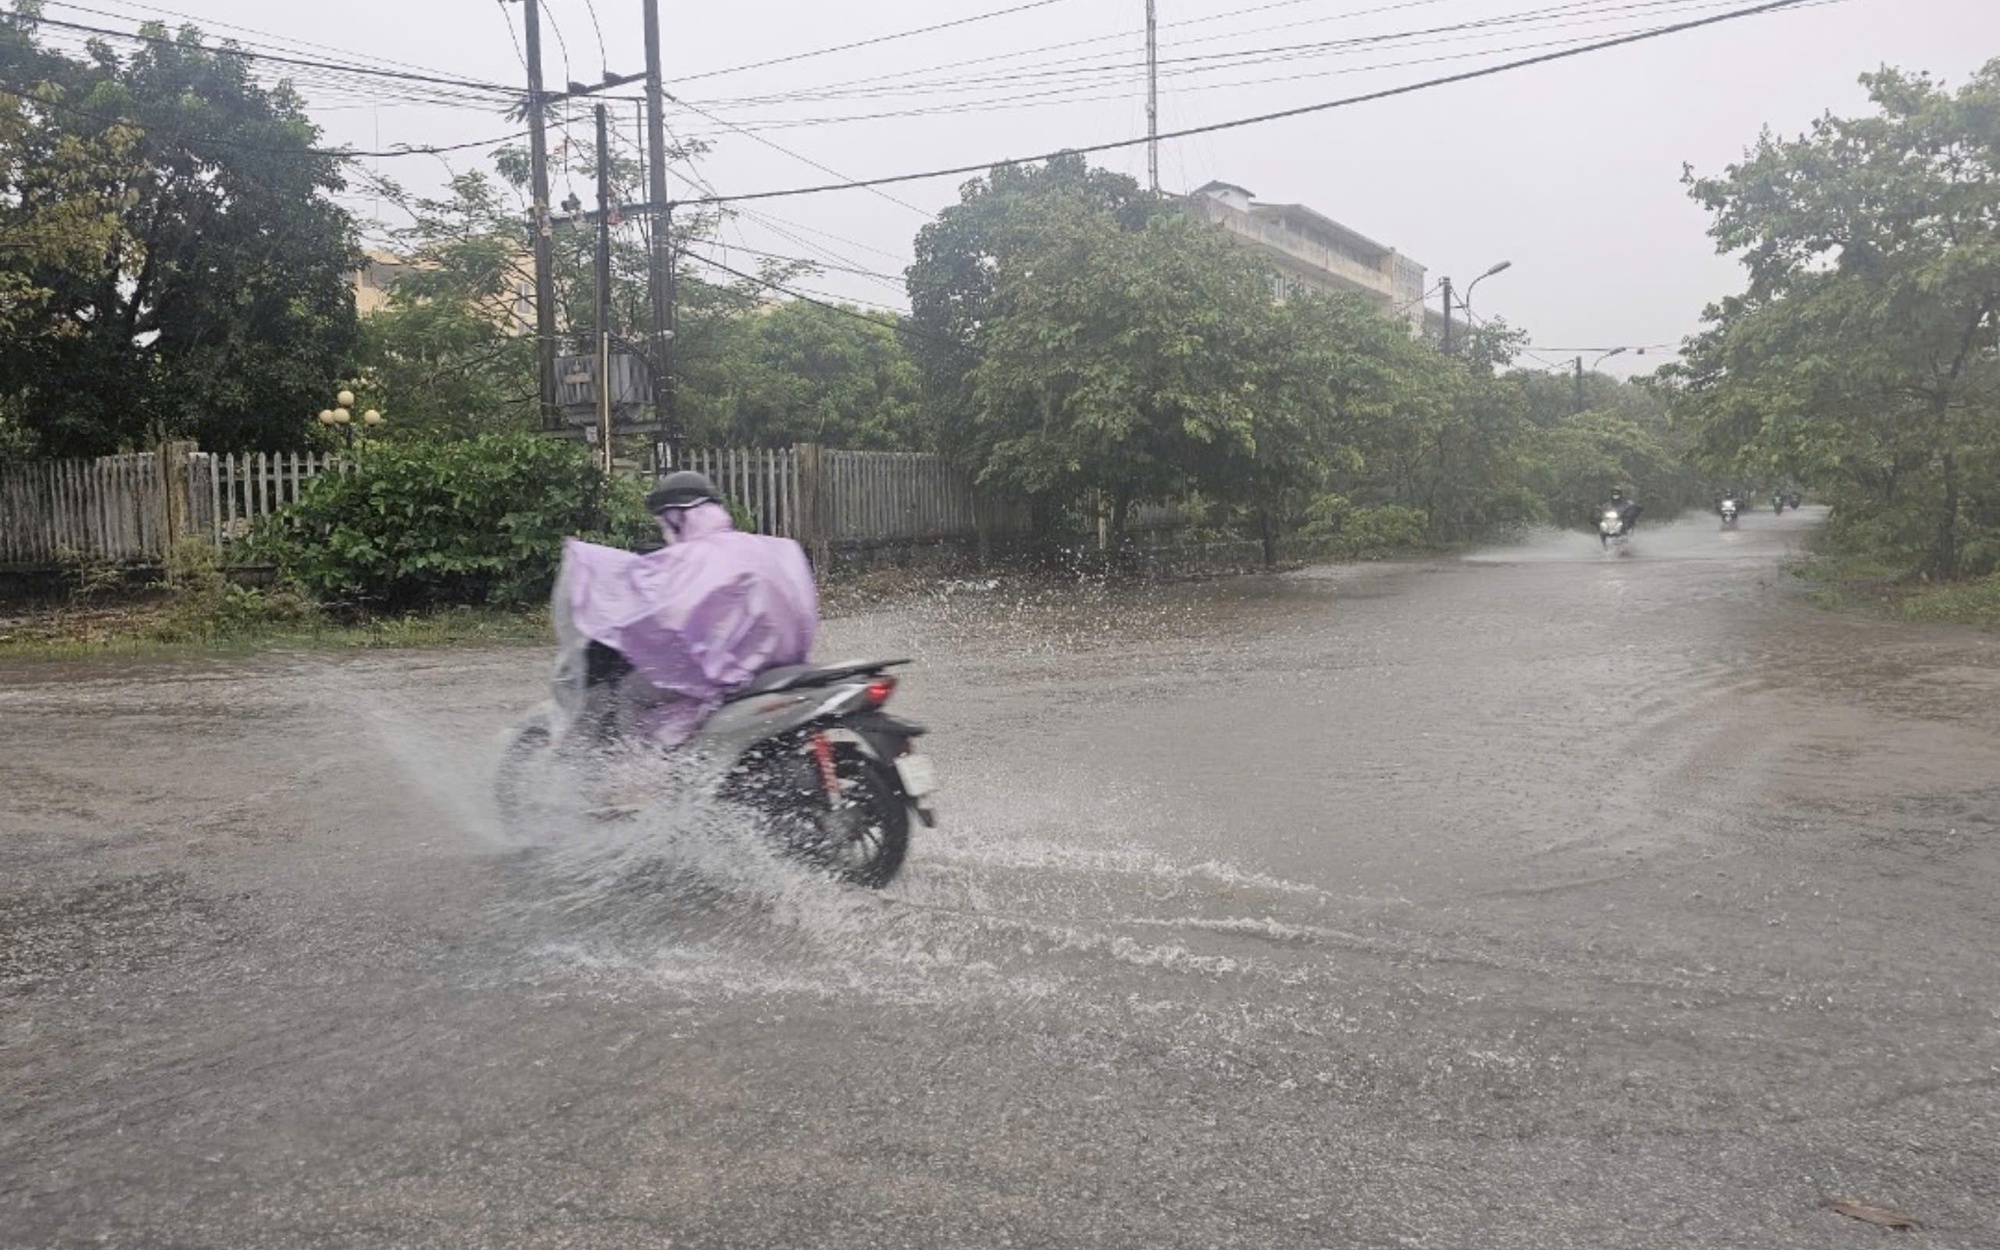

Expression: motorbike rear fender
xmin=839 ymin=710 xmax=927 ymax=766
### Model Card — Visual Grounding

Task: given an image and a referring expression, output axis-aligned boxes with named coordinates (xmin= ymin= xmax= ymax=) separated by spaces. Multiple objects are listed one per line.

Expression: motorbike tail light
xmin=865 ymin=676 xmax=896 ymax=706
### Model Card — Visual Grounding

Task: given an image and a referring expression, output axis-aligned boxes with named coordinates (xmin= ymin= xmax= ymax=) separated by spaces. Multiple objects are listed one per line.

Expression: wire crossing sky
xmin=14 ymin=0 xmax=1996 ymax=370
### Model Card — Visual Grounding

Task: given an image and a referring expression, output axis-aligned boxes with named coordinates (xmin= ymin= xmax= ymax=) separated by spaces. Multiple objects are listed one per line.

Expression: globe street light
xmin=317 ymin=394 xmax=382 ymax=449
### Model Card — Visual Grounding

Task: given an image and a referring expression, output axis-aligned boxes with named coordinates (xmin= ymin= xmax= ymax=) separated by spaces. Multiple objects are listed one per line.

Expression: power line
xmin=16 ymin=13 xmax=519 ymax=95
xmin=695 ymin=0 xmax=1458 ymax=111
xmin=0 ymin=83 xmax=526 ymax=158
xmin=659 ymin=9 xmax=1792 ymax=146
xmin=667 ymin=92 xmax=931 ymax=218
xmin=647 ymin=0 xmax=1839 ymax=145
xmin=711 ymin=243 xmax=907 ymax=288
xmin=687 ymin=253 xmax=934 ymax=340
xmin=675 ymin=0 xmax=1079 ymax=85
xmin=577 ymin=0 xmax=611 ymax=77
xmin=494 ymin=0 xmax=530 ymax=73
xmin=671 ymin=0 xmax=1817 ymax=207
xmin=40 ymin=0 xmax=490 ymax=90
xmin=694 ymin=0 xmax=1722 ymax=110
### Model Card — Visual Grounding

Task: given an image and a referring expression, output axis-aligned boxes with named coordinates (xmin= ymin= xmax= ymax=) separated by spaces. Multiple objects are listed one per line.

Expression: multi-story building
xmin=351 ymin=247 xmax=535 ymax=335
xmin=1188 ymin=181 xmax=1427 ymax=335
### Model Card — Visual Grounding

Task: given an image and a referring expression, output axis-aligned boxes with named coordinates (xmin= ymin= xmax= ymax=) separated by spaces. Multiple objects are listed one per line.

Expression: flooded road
xmin=5 ymin=507 xmax=1999 ymax=1248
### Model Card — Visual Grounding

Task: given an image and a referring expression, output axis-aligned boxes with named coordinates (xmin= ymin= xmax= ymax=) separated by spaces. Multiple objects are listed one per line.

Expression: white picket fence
xmin=194 ymin=450 xmax=348 ymax=542
xmin=681 ymin=447 xmax=801 ymax=539
xmin=2 ymin=442 xmax=1040 ymax=566
xmin=682 ymin=445 xmax=1027 ymax=546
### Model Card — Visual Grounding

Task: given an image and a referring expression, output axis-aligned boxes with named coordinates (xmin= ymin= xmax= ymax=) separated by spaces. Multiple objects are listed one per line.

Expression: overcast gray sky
xmin=30 ymin=0 xmax=2000 ymax=375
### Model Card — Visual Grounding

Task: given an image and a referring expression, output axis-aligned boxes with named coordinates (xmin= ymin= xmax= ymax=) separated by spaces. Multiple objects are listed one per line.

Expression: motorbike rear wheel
xmin=802 ymin=744 xmax=910 ymax=888
xmin=741 ymin=740 xmax=910 ymax=889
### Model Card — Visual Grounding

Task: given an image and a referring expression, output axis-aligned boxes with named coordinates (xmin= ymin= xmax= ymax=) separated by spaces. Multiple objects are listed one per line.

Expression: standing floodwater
xmin=4 ymin=506 xmax=1999 ymax=1248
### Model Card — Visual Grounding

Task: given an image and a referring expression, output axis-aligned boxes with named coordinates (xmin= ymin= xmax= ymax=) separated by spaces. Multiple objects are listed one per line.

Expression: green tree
xmin=907 ymin=154 xmax=1162 ymax=466
xmin=1668 ymin=61 xmax=2000 ymax=578
xmin=967 ymin=197 xmax=1273 ymax=537
xmin=691 ymin=299 xmax=920 ymax=449
xmin=354 ymin=172 xmax=538 ymax=438
xmin=0 ymin=10 xmax=359 ymax=456
xmin=1206 ymin=290 xmax=1432 ymax=564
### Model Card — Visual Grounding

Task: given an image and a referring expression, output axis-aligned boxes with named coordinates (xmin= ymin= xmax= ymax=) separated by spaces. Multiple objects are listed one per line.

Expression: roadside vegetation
xmin=1667 ymin=61 xmax=2000 ymax=624
xmin=8 ymin=5 xmax=1992 ymax=633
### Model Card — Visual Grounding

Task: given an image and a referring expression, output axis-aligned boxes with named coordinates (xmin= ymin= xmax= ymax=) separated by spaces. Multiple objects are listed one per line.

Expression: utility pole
xmin=594 ymin=104 xmax=614 ymax=473
xmin=1145 ymin=0 xmax=1159 ymax=194
xmin=522 ymin=0 xmax=559 ymax=426
xmin=1440 ymin=276 xmax=1453 ymax=356
xmin=642 ymin=0 xmax=677 ymax=471
xmin=1574 ymin=356 xmax=1586 ymax=415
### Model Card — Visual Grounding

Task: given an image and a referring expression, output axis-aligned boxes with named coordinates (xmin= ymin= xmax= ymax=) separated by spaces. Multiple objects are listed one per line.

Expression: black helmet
xmin=646 ymin=470 xmax=719 ymax=515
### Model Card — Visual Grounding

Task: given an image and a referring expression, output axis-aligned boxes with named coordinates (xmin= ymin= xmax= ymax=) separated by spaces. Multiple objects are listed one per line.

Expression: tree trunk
xmin=1258 ymin=506 xmax=1277 ymax=569
xmin=1935 ymin=450 xmax=1959 ymax=580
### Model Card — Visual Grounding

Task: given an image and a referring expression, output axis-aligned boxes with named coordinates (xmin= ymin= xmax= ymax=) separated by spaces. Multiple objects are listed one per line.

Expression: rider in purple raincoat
xmin=551 ymin=471 xmax=817 ymax=748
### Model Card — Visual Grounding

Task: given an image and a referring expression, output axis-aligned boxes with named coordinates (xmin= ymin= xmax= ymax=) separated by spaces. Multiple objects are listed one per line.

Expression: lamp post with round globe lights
xmin=317 ymin=388 xmax=383 ymax=450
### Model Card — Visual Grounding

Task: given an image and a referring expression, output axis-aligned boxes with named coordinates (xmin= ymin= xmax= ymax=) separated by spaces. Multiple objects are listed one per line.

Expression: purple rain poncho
xmin=552 ymin=502 xmax=817 ymax=747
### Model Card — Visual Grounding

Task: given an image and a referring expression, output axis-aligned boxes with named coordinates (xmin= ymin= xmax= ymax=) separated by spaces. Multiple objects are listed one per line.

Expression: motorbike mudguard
xmin=840 ymin=710 xmax=926 ymax=759
xmin=839 ymin=711 xmax=934 ymax=827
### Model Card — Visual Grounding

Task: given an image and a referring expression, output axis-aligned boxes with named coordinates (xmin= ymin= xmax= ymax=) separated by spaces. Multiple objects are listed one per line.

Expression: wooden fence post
xmin=158 ymin=440 xmax=197 ymax=554
xmin=795 ymin=443 xmax=830 ymax=570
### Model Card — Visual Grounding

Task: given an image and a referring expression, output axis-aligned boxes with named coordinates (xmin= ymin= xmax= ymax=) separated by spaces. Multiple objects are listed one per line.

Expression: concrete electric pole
xmin=522 ymin=0 xmax=559 ymax=426
xmin=642 ymin=0 xmax=678 ymax=470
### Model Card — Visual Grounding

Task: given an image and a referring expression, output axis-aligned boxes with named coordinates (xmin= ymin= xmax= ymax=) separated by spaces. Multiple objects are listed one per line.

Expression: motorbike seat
xmin=725 ymin=658 xmax=910 ymax=702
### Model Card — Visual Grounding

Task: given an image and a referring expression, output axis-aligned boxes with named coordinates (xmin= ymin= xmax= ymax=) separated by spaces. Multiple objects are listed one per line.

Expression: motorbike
xmin=1599 ymin=508 xmax=1633 ymax=550
xmin=496 ymin=638 xmax=938 ymax=890
xmin=1721 ymin=499 xmax=1740 ymax=529
xmin=1772 ymin=494 xmax=1786 ymax=515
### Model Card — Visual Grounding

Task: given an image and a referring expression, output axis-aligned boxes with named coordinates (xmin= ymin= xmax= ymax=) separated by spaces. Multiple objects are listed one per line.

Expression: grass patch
xmin=1889 ymin=575 xmax=2000 ymax=627
xmin=0 ymin=600 xmax=548 ymax=662
xmin=1784 ymin=541 xmax=2000 ymax=629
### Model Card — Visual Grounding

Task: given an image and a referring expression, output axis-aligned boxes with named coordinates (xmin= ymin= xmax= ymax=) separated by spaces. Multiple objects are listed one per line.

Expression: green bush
xmin=1300 ymin=495 xmax=1430 ymax=559
xmin=253 ymin=435 xmax=657 ymax=611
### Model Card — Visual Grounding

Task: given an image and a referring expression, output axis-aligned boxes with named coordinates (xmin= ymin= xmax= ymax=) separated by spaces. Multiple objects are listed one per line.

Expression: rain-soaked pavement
xmin=4 ymin=507 xmax=1999 ymax=1249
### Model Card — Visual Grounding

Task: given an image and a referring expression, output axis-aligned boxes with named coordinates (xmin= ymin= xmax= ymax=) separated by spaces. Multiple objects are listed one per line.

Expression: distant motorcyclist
xmin=1603 ymin=490 xmax=1642 ymax=535
xmin=554 ymin=471 xmax=818 ymax=748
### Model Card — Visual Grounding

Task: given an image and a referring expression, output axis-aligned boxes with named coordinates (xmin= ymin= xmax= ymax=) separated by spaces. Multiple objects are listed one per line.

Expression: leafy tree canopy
xmin=0 ymin=6 xmax=360 ymax=456
xmin=1666 ymin=60 xmax=2000 ymax=578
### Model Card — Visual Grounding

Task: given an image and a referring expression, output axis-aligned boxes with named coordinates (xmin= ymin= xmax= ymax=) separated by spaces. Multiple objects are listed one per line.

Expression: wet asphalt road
xmin=4 ymin=507 xmax=1999 ymax=1249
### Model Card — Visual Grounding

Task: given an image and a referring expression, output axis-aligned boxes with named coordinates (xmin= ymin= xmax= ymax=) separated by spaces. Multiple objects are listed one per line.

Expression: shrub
xmin=1300 ymin=495 xmax=1430 ymax=559
xmin=253 ymin=435 xmax=657 ymax=611
xmin=152 ymin=537 xmax=319 ymax=641
xmin=55 ymin=547 xmax=125 ymax=604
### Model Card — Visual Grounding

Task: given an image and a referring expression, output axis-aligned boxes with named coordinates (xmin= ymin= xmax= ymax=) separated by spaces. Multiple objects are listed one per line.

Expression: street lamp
xmin=1574 ymin=347 xmax=1628 ymax=413
xmin=1461 ymin=260 xmax=1513 ymax=324
xmin=1441 ymin=260 xmax=1512 ymax=356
